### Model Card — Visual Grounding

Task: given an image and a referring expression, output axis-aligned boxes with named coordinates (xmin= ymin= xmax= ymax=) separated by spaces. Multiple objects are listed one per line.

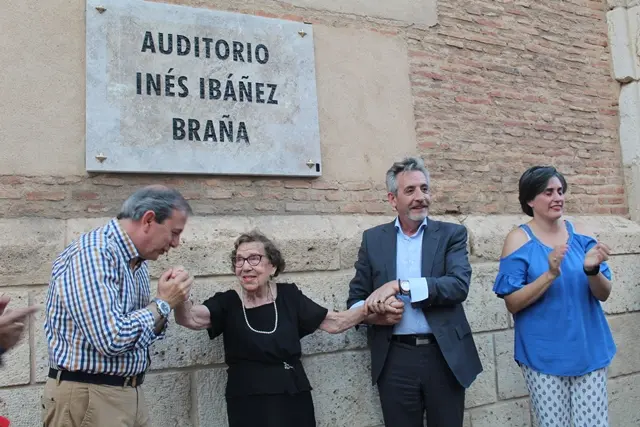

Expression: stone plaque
xmin=85 ymin=0 xmax=321 ymax=176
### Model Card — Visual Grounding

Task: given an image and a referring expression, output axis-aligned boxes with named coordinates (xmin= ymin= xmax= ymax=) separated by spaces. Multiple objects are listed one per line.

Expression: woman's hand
xmin=547 ymin=244 xmax=568 ymax=277
xmin=584 ymin=242 xmax=611 ymax=270
xmin=364 ymin=280 xmax=400 ymax=315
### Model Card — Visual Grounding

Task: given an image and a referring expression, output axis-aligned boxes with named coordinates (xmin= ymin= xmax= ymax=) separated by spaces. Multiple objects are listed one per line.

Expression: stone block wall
xmin=1 ymin=214 xmax=639 ymax=426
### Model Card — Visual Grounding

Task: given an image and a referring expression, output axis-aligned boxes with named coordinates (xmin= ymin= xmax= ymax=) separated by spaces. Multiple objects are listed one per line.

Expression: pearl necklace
xmin=241 ymin=284 xmax=278 ymax=334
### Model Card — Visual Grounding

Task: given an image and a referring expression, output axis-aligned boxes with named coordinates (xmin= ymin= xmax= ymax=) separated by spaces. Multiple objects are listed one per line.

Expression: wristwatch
xmin=152 ymin=298 xmax=171 ymax=318
xmin=584 ymin=265 xmax=600 ymax=276
xmin=398 ymin=279 xmax=411 ymax=296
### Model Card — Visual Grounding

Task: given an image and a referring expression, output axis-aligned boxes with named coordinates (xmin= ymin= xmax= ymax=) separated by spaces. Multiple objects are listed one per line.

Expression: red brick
xmin=0 ymin=176 xmax=25 ymax=185
xmin=610 ymin=206 xmax=629 ymax=215
xmin=365 ymin=203 xmax=388 ymax=214
xmin=415 ymin=71 xmax=446 ymax=81
xmin=280 ymin=14 xmax=305 ymax=22
xmin=311 ymin=181 xmax=339 ymax=190
xmin=324 ymin=192 xmax=344 ymax=202
xmin=283 ymin=180 xmax=311 ymax=189
xmin=285 ymin=203 xmax=314 ymax=213
xmin=341 ymin=182 xmax=371 ymax=191
xmin=205 ymin=190 xmax=233 ymax=200
xmin=455 ymin=96 xmax=491 ymax=105
xmin=255 ymin=203 xmax=280 ymax=212
xmin=256 ymin=180 xmax=283 ymax=187
xmin=313 ymin=203 xmax=339 ymax=214
xmin=340 ymin=203 xmax=365 ymax=214
xmin=86 ymin=204 xmax=109 ymax=213
xmin=182 ymin=191 xmax=202 ymax=200
xmin=72 ymin=191 xmax=99 ymax=200
xmin=92 ymin=177 xmax=126 ymax=187
xmin=234 ymin=191 xmax=258 ymax=198
xmin=26 ymin=191 xmax=66 ymax=201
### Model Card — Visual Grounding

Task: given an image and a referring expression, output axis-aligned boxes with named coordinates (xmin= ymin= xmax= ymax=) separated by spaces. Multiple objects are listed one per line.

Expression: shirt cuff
xmin=135 ymin=308 xmax=162 ymax=347
xmin=154 ymin=317 xmax=169 ymax=341
xmin=408 ymin=278 xmax=429 ymax=303
xmin=350 ymin=300 xmax=365 ymax=309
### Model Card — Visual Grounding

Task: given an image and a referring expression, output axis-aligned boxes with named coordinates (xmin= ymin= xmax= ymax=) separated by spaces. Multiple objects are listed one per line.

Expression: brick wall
xmin=411 ymin=0 xmax=625 ymax=216
xmin=0 ymin=0 xmax=626 ymax=219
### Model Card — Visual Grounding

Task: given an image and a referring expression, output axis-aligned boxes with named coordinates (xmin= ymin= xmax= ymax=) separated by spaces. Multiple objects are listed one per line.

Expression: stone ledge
xmin=463 ymin=215 xmax=640 ymax=261
xmin=1 ymin=214 xmax=638 ymax=284
xmin=61 ymin=215 xmax=465 ymax=277
xmin=0 ymin=218 xmax=65 ymax=286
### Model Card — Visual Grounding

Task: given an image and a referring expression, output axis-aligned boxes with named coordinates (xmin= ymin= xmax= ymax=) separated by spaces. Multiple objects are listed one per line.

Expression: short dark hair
xmin=518 ymin=166 xmax=568 ymax=217
xmin=230 ymin=230 xmax=286 ymax=276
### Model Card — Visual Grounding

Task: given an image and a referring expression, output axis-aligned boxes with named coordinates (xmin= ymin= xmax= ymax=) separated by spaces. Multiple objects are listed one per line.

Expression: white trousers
xmin=521 ymin=364 xmax=609 ymax=427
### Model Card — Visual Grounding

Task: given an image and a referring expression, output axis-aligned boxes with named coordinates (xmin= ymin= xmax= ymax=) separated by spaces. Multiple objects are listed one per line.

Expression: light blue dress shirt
xmin=352 ymin=217 xmax=431 ymax=335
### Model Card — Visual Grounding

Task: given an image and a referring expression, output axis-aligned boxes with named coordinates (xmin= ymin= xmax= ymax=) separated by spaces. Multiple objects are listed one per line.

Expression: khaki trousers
xmin=41 ymin=378 xmax=150 ymax=427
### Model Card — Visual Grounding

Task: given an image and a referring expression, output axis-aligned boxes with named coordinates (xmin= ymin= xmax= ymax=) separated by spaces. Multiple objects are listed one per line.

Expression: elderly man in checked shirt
xmin=42 ymin=186 xmax=195 ymax=427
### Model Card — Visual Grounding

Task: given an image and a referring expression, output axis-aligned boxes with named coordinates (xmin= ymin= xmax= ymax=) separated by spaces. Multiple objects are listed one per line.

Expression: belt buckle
xmin=415 ymin=336 xmax=431 ymax=346
xmin=123 ymin=374 xmax=139 ymax=388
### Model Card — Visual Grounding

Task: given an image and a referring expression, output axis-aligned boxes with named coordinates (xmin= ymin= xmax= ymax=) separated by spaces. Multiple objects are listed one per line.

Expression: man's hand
xmin=0 ymin=303 xmax=40 ymax=352
xmin=170 ymin=265 xmax=191 ymax=301
xmin=374 ymin=296 xmax=404 ymax=325
xmin=157 ymin=268 xmax=194 ymax=309
xmin=364 ymin=280 xmax=400 ymax=315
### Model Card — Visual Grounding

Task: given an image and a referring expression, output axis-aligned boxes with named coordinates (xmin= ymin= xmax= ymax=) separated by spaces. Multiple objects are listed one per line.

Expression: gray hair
xmin=117 ymin=186 xmax=192 ymax=223
xmin=385 ymin=156 xmax=431 ymax=195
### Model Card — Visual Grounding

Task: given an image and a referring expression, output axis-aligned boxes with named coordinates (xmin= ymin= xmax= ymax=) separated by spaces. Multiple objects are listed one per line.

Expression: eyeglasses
xmin=234 ymin=254 xmax=263 ymax=268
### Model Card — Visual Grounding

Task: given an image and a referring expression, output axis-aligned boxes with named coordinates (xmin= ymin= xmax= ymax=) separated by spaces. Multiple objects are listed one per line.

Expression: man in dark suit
xmin=347 ymin=156 xmax=482 ymax=427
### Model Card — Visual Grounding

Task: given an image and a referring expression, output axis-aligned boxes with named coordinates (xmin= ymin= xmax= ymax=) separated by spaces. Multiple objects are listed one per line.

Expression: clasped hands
xmin=363 ymin=280 xmax=405 ymax=324
xmin=156 ymin=265 xmax=194 ymax=309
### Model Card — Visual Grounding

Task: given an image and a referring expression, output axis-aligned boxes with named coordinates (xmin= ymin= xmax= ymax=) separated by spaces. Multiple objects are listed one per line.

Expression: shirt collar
xmin=394 ymin=217 xmax=428 ymax=236
xmin=107 ymin=218 xmax=141 ymax=263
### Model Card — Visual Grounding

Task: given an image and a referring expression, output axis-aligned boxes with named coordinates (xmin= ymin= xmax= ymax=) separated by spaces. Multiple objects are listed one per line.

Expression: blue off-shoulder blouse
xmin=493 ymin=221 xmax=616 ymax=376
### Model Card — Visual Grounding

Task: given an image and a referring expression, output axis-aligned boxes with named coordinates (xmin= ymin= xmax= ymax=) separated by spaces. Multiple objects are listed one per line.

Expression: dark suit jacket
xmin=347 ymin=218 xmax=482 ymax=388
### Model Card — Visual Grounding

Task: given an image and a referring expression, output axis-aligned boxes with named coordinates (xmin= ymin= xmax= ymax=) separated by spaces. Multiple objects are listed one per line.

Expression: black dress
xmin=202 ymin=282 xmax=329 ymax=427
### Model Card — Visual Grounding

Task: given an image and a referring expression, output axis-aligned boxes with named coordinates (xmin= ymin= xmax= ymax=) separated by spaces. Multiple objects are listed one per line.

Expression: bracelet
xmin=584 ymin=265 xmax=600 ymax=276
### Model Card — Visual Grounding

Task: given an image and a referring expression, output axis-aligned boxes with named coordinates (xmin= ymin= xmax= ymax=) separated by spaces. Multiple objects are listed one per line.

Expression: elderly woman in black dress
xmin=174 ymin=230 xmax=404 ymax=427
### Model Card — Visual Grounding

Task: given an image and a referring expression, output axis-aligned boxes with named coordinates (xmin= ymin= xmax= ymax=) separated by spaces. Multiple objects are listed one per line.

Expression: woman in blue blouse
xmin=493 ymin=166 xmax=615 ymax=427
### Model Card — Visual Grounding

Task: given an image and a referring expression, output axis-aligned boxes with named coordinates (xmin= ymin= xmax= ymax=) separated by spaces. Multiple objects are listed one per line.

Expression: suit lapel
xmin=421 ymin=219 xmax=441 ymax=277
xmin=382 ymin=221 xmax=397 ymax=282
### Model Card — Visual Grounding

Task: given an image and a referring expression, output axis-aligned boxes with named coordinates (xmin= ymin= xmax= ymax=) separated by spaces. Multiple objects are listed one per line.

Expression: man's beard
xmin=407 ymin=210 xmax=427 ymax=222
